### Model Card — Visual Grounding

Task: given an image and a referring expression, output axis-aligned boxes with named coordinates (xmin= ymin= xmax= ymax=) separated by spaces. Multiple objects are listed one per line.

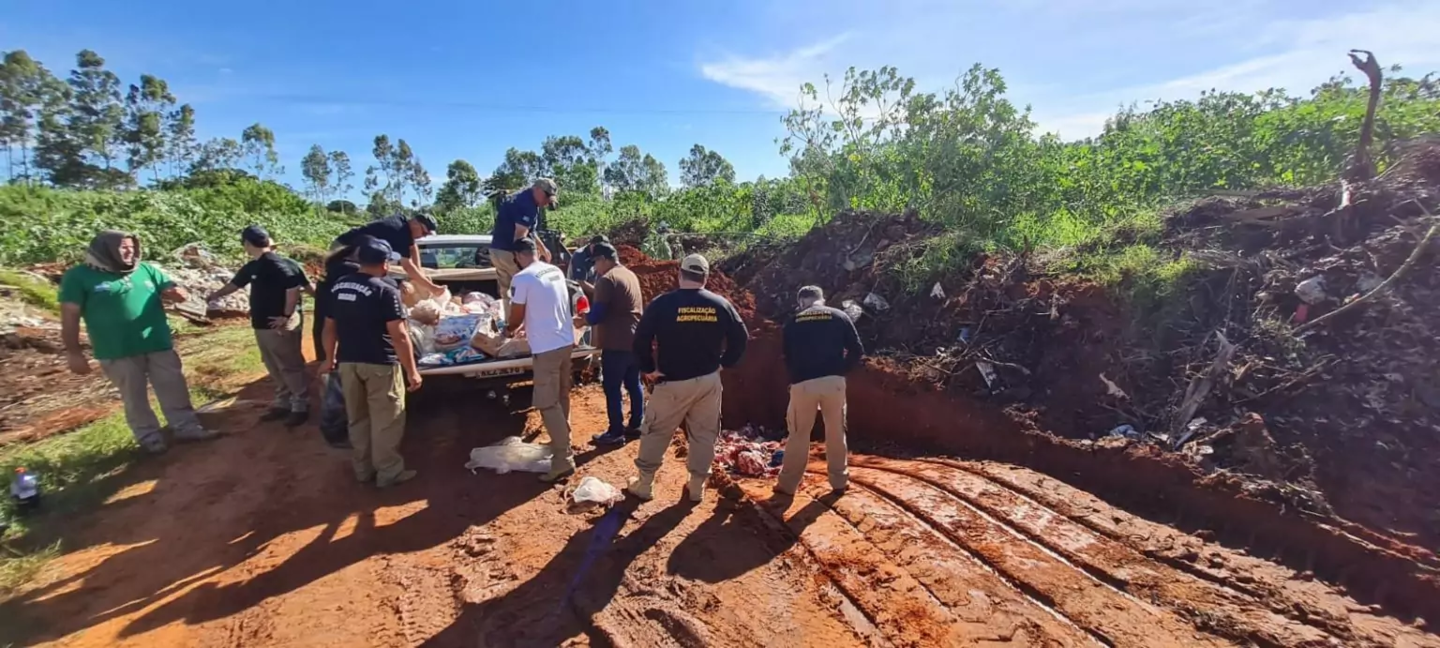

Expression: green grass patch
xmin=0 ymin=323 xmax=269 ymax=596
xmin=0 ymin=412 xmax=140 ymax=540
xmin=881 ymin=230 xmax=986 ymax=293
xmin=0 ymin=541 xmax=60 ymax=596
xmin=0 ymin=270 xmax=59 ymax=314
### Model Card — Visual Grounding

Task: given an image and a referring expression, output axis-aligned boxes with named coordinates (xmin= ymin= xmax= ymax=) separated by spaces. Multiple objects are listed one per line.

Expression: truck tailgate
xmin=418 ymin=346 xmax=600 ymax=378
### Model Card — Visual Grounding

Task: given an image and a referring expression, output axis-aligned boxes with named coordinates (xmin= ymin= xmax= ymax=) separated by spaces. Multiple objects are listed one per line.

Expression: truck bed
xmin=418 ymin=344 xmax=599 ymax=378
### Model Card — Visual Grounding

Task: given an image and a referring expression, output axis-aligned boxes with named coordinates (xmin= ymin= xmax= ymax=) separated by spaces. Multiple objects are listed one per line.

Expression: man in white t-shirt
xmin=504 ymin=237 xmax=580 ymax=482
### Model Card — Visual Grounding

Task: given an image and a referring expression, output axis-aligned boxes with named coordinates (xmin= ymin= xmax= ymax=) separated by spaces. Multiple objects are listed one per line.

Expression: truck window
xmin=418 ymin=244 xmax=491 ymax=269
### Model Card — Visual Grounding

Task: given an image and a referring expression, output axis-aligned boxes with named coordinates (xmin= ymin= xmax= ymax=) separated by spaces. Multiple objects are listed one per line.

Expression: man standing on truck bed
xmin=775 ymin=286 xmax=864 ymax=497
xmin=322 ymin=238 xmax=423 ymax=488
xmin=626 ymin=254 xmax=748 ymax=503
xmin=503 ymin=237 xmax=579 ymax=483
xmin=582 ymin=243 xmax=645 ymax=446
xmin=491 ymin=179 xmax=558 ymax=314
xmin=332 ymin=213 xmax=442 ymax=297
xmin=205 ymin=225 xmax=311 ymax=427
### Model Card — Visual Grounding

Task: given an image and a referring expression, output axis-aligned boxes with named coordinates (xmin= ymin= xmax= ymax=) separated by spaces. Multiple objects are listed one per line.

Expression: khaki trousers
xmin=634 ymin=371 xmax=723 ymax=481
xmin=778 ymin=375 xmax=849 ymax=492
xmin=340 ymin=363 xmax=407 ymax=485
xmin=99 ymin=349 xmax=204 ymax=444
xmin=532 ymin=345 xmax=575 ymax=472
xmin=254 ymin=318 xmax=308 ymax=412
xmin=492 ymin=248 xmax=520 ymax=315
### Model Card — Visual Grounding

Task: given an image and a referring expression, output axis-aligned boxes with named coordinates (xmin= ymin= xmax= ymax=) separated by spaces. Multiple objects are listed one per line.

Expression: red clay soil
xmin=5 ymin=229 xmax=1440 ymax=645
xmin=723 ymin=153 xmax=1440 ymax=553
xmin=618 ymin=244 xmax=757 ymax=318
xmin=620 ymin=232 xmax=1440 ymax=625
xmin=5 ymin=370 xmax=1433 ymax=647
xmin=0 ymin=327 xmax=113 ymax=447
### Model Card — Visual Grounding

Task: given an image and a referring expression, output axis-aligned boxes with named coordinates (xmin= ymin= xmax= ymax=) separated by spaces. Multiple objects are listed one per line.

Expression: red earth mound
xmin=617 ymin=244 xmax=756 ymax=318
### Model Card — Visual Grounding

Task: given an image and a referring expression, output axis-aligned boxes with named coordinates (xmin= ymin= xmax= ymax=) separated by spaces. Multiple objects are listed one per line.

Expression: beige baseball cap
xmin=680 ymin=253 xmax=709 ymax=275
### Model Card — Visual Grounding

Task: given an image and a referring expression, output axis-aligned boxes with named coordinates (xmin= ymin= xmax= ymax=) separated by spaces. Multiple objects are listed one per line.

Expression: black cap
xmin=241 ymin=224 xmax=271 ymax=247
xmin=589 ymin=234 xmax=610 ymax=246
xmin=513 ymin=237 xmax=537 ymax=254
xmin=413 ymin=213 xmax=438 ymax=235
xmin=356 ymin=237 xmax=394 ymax=265
xmin=592 ymin=242 xmax=618 ymax=261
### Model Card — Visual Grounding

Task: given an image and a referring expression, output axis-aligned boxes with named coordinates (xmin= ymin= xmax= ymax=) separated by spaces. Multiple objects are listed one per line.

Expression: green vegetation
xmin=0 ymin=180 xmax=347 ymax=265
xmin=0 ymin=412 xmax=140 ymax=538
xmin=1 ymin=46 xmax=1437 ymax=291
xmin=779 ymin=63 xmax=1439 ymax=286
xmin=0 ymin=542 xmax=58 ymax=595
xmin=0 ymin=270 xmax=59 ymax=313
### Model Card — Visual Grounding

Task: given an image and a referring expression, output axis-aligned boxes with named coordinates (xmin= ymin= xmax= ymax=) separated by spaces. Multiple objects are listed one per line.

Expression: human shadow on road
xmin=420 ymin=496 xmax=695 ymax=648
xmin=0 ymin=373 xmax=555 ymax=646
xmin=666 ymin=493 xmax=829 ymax=584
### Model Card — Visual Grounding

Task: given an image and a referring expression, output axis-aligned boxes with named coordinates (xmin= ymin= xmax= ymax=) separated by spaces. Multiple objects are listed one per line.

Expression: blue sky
xmin=4 ymin=0 xmax=1438 ymax=199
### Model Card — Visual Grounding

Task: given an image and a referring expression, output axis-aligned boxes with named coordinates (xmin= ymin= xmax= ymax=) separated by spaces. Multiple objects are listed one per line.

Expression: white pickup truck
xmin=398 ymin=234 xmax=598 ymax=385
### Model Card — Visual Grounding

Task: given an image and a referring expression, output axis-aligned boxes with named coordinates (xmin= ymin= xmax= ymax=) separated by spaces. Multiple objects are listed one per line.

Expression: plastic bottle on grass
xmin=10 ymin=467 xmax=41 ymax=511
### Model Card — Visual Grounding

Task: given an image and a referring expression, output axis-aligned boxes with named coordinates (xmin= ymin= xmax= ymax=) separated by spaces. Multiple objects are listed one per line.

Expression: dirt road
xmin=3 ymin=364 xmax=1434 ymax=647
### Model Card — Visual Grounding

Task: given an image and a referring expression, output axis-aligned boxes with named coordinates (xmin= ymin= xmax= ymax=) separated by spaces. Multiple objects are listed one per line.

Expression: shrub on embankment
xmin=0 ymin=180 xmax=348 ymax=265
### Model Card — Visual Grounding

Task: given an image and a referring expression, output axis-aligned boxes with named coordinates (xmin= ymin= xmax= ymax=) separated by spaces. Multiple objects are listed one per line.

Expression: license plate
xmin=469 ymin=366 xmax=525 ymax=378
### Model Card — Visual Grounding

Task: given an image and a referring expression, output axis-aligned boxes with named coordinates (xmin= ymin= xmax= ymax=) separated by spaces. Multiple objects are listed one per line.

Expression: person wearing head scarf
xmin=60 ymin=230 xmax=218 ymax=454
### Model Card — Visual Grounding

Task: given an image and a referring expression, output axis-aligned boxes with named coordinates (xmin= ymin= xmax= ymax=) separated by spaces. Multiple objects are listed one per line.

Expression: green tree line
xmin=2 ymin=47 xmax=1437 ymax=274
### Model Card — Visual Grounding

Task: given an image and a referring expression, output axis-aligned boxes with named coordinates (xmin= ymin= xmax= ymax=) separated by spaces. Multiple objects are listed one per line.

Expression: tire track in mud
xmin=776 ymin=482 xmax=1104 ymax=647
xmin=929 ymin=459 xmax=1440 ymax=648
xmin=752 ymin=488 xmax=978 ymax=647
xmin=850 ymin=458 xmax=1343 ymax=648
xmin=836 ymin=467 xmax=1230 ymax=647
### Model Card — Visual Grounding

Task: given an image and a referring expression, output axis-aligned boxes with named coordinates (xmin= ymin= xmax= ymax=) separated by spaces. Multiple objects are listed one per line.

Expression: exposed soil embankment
xmin=720 ymin=329 xmax=1440 ymax=622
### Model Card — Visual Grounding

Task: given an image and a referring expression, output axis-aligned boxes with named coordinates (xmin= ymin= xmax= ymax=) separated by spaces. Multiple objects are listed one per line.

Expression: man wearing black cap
xmin=322 ymin=237 xmax=423 ymax=488
xmin=774 ymin=286 xmax=863 ymax=497
xmin=503 ymin=237 xmax=580 ymax=482
xmin=332 ymin=213 xmax=441 ymax=296
xmin=626 ymin=253 xmax=748 ymax=503
xmin=207 ymin=225 xmax=312 ymax=426
xmin=582 ymin=242 xmax=645 ymax=446
xmin=491 ymin=179 xmax=558 ymax=314
xmin=568 ymin=234 xmax=610 ymax=283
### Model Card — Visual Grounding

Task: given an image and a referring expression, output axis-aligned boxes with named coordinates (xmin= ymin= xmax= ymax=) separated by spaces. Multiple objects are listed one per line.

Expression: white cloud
xmin=699 ymin=1 xmax=1440 ymax=140
xmin=699 ymin=34 xmax=851 ymax=109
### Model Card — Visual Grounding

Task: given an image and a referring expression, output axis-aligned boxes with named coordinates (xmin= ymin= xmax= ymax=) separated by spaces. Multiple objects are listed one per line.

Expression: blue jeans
xmin=319 ymin=373 xmax=349 ymax=444
xmin=601 ymin=350 xmax=643 ymax=435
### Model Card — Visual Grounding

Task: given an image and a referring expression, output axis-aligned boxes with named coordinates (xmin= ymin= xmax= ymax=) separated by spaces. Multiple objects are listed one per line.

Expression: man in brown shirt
xmin=581 ymin=243 xmax=646 ymax=445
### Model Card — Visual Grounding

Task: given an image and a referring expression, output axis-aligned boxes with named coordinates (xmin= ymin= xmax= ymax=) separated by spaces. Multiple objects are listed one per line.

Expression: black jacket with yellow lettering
xmin=634 ymin=288 xmax=748 ymax=382
xmin=782 ymin=304 xmax=863 ymax=384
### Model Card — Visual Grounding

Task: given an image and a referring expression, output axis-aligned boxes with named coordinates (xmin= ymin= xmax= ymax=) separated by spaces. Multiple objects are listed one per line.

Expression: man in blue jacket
xmin=491 ymin=178 xmax=558 ymax=313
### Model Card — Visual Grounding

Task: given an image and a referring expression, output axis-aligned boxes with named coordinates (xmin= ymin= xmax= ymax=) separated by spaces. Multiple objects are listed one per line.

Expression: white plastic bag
xmin=568 ymin=476 xmax=622 ymax=511
xmin=464 ymin=436 xmax=552 ymax=474
xmin=1294 ymin=276 xmax=1327 ymax=305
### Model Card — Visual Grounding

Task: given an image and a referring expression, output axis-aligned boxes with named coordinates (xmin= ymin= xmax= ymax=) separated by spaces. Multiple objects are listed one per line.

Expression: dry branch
xmin=1296 ymin=203 xmax=1438 ymax=333
xmin=1347 ymin=49 xmax=1382 ymax=181
xmin=1170 ymin=331 xmax=1238 ymax=436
